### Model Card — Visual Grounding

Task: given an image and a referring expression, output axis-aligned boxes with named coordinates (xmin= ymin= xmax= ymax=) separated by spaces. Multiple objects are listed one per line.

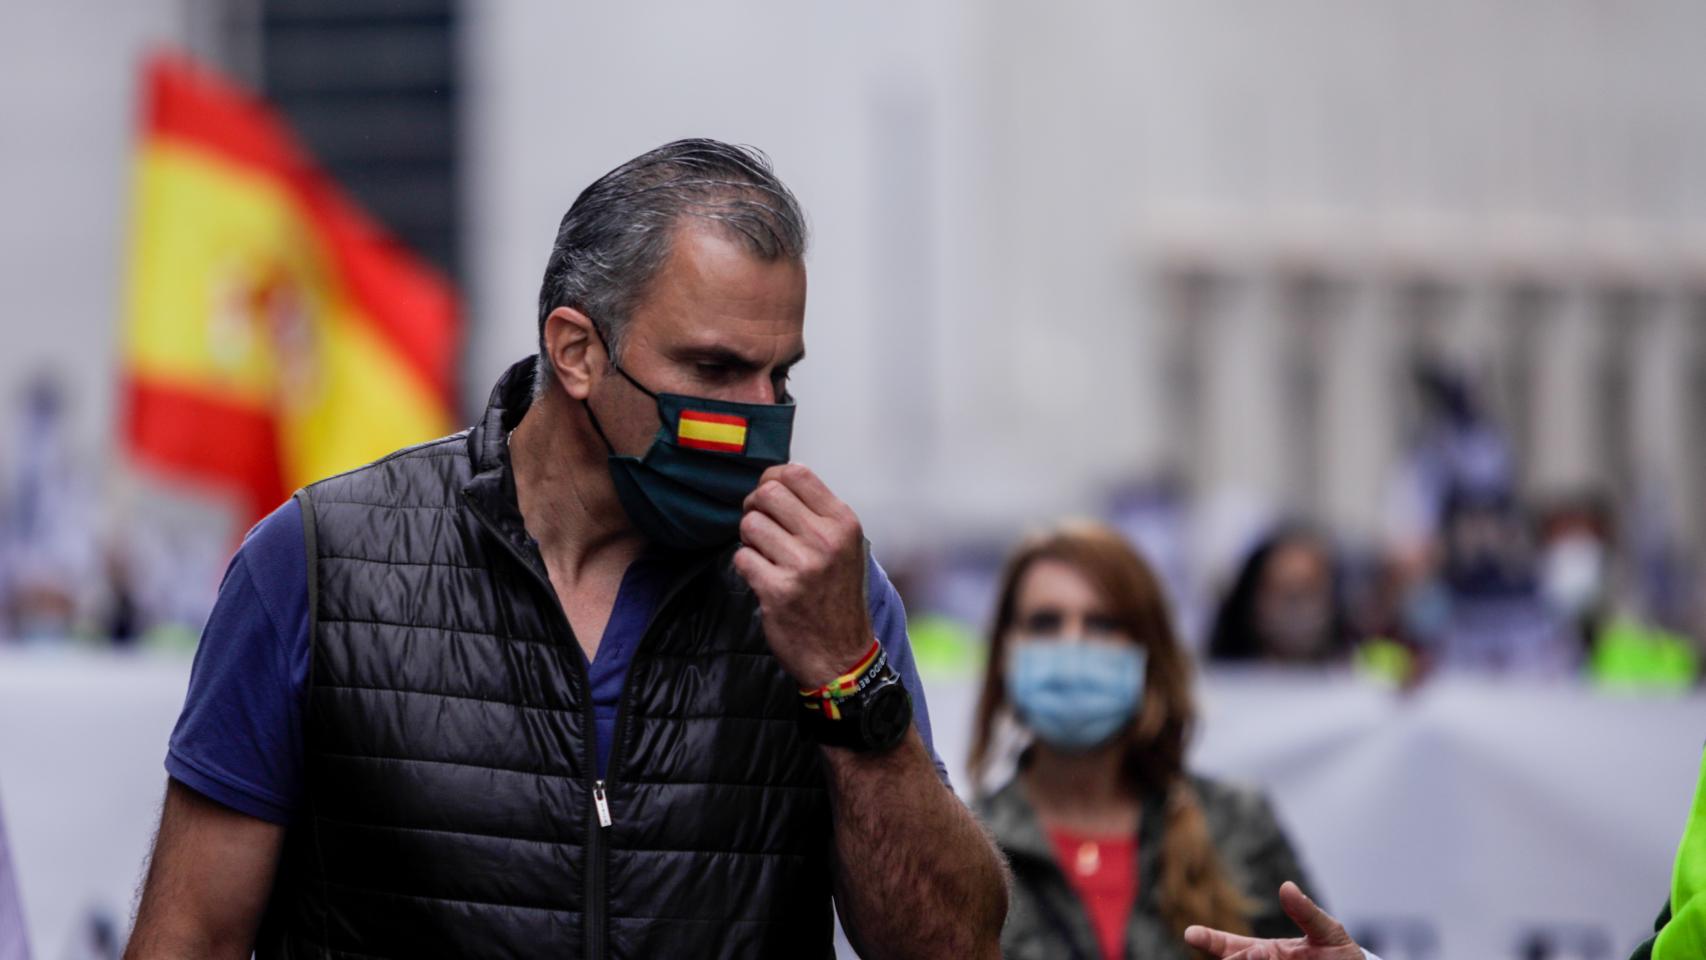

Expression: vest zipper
xmin=594 ymin=780 xmax=612 ymax=827
xmin=462 ymin=497 xmax=610 ymax=960
xmin=465 ymin=491 xmax=721 ymax=959
xmin=563 ymin=552 xmax=710 ymax=960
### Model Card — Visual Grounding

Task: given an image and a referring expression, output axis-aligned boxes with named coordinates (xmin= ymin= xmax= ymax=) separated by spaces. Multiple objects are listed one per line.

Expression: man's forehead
xmin=617 ymin=223 xmax=807 ymax=365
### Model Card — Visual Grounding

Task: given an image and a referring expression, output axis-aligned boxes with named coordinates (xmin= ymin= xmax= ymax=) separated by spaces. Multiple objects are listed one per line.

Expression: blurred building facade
xmin=9 ymin=0 xmax=1706 ymax=635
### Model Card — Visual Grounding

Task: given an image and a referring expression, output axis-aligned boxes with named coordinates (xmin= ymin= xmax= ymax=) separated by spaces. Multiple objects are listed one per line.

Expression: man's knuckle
xmin=833 ymin=517 xmax=860 ymax=546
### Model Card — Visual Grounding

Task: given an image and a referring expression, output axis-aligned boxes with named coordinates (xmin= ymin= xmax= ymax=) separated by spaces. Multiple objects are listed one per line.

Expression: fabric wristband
xmin=798 ymin=638 xmax=885 ymax=721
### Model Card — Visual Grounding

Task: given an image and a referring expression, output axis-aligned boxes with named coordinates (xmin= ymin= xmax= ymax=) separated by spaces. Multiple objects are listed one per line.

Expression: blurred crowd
xmin=0 ymin=355 xmax=1701 ymax=694
xmin=894 ymin=359 xmax=1704 ymax=692
xmin=0 ymin=373 xmax=223 ymax=653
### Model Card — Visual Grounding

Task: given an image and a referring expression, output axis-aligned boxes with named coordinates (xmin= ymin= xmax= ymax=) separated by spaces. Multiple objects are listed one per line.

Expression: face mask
xmin=1540 ymin=535 xmax=1606 ymax=617
xmin=583 ymin=338 xmax=795 ymax=551
xmin=1257 ymin=593 xmax=1333 ymax=659
xmin=1006 ymin=639 xmax=1147 ymax=751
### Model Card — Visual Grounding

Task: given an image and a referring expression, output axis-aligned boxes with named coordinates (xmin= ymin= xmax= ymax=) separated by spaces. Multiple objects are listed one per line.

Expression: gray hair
xmin=534 ymin=138 xmax=809 ymax=395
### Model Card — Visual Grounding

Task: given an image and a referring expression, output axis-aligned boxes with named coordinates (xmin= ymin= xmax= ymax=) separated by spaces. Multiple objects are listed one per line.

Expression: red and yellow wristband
xmin=798 ymin=638 xmax=885 ymax=721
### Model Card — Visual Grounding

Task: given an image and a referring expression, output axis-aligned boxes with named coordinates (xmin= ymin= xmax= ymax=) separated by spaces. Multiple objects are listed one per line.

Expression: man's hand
xmin=1184 ymin=882 xmax=1365 ymax=960
xmin=734 ymin=463 xmax=872 ymax=687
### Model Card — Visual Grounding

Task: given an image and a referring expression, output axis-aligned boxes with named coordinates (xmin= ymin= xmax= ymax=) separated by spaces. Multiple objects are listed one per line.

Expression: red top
xmin=1047 ymin=826 xmax=1139 ymax=960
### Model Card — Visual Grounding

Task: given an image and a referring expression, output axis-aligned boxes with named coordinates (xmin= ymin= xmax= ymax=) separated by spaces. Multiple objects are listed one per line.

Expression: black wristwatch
xmin=799 ymin=656 xmax=913 ymax=753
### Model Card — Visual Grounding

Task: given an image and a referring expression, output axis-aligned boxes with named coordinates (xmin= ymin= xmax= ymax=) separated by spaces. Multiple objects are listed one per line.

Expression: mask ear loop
xmin=590 ymin=318 xmax=660 ymax=401
xmin=580 ymin=314 xmax=661 ymax=456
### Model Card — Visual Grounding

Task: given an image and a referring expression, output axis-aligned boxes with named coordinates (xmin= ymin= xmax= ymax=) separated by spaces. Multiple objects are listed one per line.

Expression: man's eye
xmin=695 ymin=363 xmax=731 ymax=379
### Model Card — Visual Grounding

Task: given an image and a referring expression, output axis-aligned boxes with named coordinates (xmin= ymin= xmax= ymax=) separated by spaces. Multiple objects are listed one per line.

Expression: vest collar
xmin=461 ymin=357 xmax=542 ymax=572
xmin=459 ymin=354 xmax=734 ymax=584
xmin=469 ymin=356 xmax=538 ymax=476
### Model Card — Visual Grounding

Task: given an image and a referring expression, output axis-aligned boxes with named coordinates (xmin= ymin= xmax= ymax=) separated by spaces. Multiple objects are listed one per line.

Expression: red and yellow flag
xmin=677 ymin=410 xmax=748 ymax=454
xmin=120 ymin=52 xmax=459 ymax=526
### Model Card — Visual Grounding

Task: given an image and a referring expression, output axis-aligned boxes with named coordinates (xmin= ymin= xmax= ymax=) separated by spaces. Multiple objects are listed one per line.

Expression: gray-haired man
xmin=125 ymin=139 xmax=1007 ymax=959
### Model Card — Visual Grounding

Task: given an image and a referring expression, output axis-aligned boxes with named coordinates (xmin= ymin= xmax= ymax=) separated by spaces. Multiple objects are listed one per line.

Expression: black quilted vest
xmin=255 ymin=359 xmax=835 ymax=959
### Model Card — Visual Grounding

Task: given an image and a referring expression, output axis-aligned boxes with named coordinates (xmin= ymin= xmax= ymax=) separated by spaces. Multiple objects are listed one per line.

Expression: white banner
xmin=1 ymin=652 xmax=1700 ymax=960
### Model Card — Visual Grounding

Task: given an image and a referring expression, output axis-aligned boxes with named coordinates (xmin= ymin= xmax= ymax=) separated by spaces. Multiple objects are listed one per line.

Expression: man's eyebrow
xmin=671 ymin=345 xmax=807 ymax=369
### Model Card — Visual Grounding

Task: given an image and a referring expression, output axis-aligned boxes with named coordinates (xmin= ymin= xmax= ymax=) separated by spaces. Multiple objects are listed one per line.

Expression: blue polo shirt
xmin=166 ymin=499 xmax=943 ymax=825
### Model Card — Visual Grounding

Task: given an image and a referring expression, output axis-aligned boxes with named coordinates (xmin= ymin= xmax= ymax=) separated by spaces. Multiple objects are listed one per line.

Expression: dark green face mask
xmin=584 ymin=343 xmax=795 ymax=551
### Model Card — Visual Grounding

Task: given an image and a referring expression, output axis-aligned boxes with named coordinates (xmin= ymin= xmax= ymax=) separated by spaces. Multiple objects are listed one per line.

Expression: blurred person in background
xmin=1404 ymin=483 xmax=1577 ymax=675
xmin=1382 ymin=364 xmax=1513 ymax=575
xmin=0 ymin=372 xmax=96 ymax=643
xmin=123 ymin=139 xmax=1006 ymax=959
xmin=969 ymin=520 xmax=1320 ymax=960
xmin=1539 ymin=493 xmax=1704 ymax=689
xmin=1205 ymin=526 xmax=1350 ymax=666
xmin=1535 ymin=493 xmax=1616 ymax=641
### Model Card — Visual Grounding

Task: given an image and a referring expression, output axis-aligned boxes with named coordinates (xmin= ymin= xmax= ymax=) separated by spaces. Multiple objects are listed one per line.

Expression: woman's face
xmin=1253 ymin=541 xmax=1333 ymax=660
xmin=1009 ymin=558 xmax=1130 ymax=646
xmin=1002 ymin=557 xmax=1148 ymax=752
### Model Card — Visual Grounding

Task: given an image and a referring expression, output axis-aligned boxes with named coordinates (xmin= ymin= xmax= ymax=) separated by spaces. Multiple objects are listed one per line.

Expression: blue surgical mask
xmin=1006 ymin=639 xmax=1147 ymax=751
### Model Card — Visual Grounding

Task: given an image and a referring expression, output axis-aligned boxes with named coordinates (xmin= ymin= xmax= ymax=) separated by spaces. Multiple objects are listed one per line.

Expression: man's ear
xmin=542 ymin=306 xmax=601 ymax=401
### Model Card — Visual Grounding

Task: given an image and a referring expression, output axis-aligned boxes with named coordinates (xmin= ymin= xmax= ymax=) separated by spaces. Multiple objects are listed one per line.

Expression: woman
xmin=971 ymin=521 xmax=1317 ymax=960
xmin=1207 ymin=526 xmax=1349 ymax=665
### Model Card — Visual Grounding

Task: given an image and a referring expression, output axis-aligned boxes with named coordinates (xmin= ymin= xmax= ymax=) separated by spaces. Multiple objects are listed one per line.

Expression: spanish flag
xmin=677 ymin=410 xmax=749 ymax=454
xmin=121 ymin=53 xmax=459 ymax=526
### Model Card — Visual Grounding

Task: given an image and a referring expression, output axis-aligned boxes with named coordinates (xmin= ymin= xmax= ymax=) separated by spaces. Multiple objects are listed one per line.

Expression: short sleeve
xmin=866 ymin=552 xmax=951 ymax=786
xmin=165 ymin=499 xmax=311 ymax=824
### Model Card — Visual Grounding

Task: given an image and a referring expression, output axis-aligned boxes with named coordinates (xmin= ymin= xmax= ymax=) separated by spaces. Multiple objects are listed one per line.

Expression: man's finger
xmin=743 ymin=478 xmax=819 ymax=536
xmin=730 ymin=545 xmax=788 ymax=603
xmin=1183 ymin=924 xmax=1261 ymax=957
xmin=738 ymin=510 xmax=811 ymax=570
xmin=732 ymin=544 xmax=781 ymax=593
xmin=1279 ymin=881 xmax=1353 ymax=946
xmin=768 ymin=463 xmax=845 ymax=519
xmin=1224 ymin=946 xmax=1279 ymax=960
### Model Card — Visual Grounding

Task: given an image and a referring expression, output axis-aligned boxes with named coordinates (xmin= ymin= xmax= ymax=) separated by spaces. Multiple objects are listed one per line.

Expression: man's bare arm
xmin=734 ymin=463 xmax=1010 ymax=957
xmin=124 ymin=778 xmax=283 ymax=959
xmin=825 ymin=732 xmax=1009 ymax=960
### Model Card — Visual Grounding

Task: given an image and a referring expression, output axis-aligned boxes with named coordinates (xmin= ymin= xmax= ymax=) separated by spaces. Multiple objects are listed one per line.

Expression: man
xmin=125 ymin=139 xmax=1008 ymax=959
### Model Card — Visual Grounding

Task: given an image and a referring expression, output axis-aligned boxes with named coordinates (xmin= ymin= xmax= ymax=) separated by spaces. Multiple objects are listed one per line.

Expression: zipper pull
xmin=593 ymin=779 xmax=612 ymax=828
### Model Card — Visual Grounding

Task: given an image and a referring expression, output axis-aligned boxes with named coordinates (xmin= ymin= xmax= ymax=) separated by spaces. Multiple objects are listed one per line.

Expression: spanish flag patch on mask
xmin=676 ymin=410 xmax=749 ymax=454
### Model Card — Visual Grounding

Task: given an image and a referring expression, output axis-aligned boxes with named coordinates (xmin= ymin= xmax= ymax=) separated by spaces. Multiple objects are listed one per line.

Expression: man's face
xmin=593 ymin=222 xmax=807 ymax=455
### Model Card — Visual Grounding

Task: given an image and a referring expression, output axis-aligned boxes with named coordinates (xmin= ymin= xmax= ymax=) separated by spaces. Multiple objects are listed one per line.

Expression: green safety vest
xmin=1635 ymin=745 xmax=1706 ymax=960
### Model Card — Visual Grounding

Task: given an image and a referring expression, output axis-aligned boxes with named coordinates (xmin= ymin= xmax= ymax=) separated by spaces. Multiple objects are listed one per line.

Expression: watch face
xmin=860 ymin=681 xmax=912 ymax=751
